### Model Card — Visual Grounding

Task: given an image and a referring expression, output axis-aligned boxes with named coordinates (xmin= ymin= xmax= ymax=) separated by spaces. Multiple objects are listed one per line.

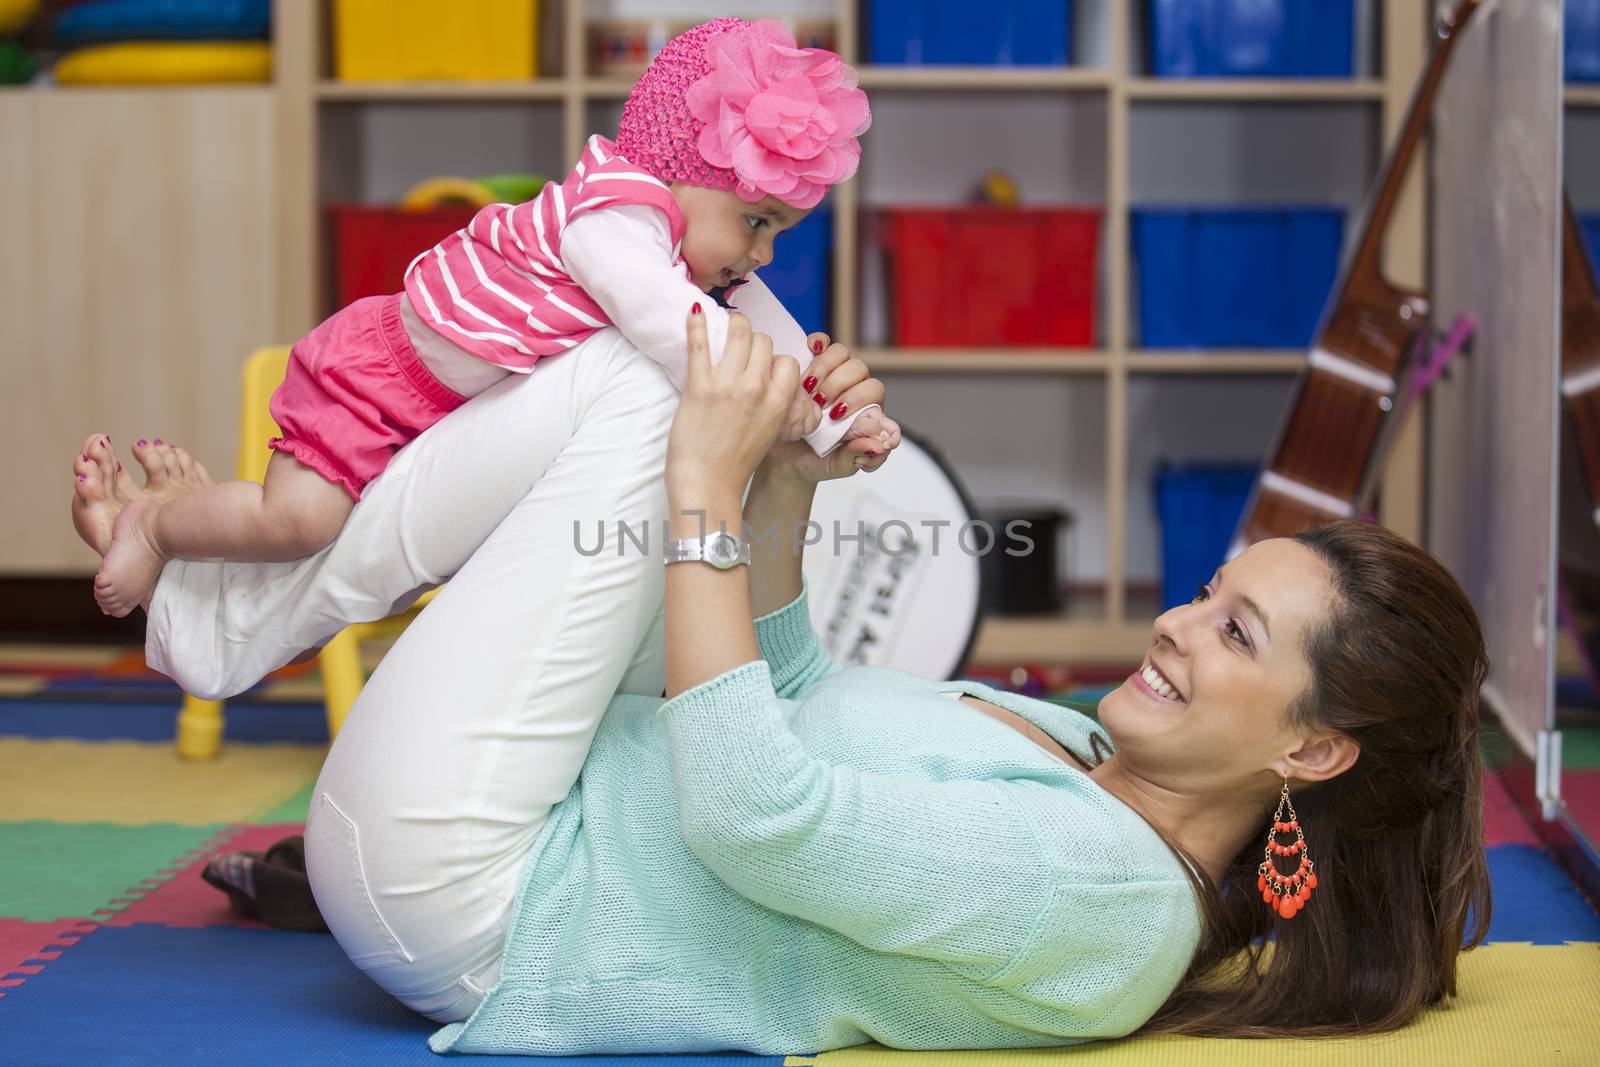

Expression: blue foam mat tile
xmin=0 ymin=925 xmax=790 ymax=1066
xmin=1483 ymin=844 xmax=1600 ymax=944
xmin=0 ymin=698 xmax=330 ymax=744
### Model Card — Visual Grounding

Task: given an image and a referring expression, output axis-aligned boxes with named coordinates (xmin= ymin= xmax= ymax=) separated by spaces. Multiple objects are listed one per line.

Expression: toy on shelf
xmin=0 ymin=0 xmax=38 ymax=37
xmin=0 ymin=0 xmax=37 ymax=84
xmin=398 ymin=174 xmax=551 ymax=211
xmin=53 ymin=0 xmax=270 ymax=46
xmin=51 ymin=0 xmax=271 ymax=85
xmin=589 ymin=18 xmax=833 ymax=77
xmin=334 ymin=0 xmax=537 ymax=81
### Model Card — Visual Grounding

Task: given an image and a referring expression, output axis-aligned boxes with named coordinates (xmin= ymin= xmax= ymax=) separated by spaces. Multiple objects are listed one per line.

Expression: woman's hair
xmin=1116 ymin=520 xmax=1492 ymax=1037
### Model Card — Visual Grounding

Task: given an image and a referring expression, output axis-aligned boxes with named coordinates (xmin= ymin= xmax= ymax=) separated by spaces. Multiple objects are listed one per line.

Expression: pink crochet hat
xmin=615 ymin=18 xmax=871 ymax=210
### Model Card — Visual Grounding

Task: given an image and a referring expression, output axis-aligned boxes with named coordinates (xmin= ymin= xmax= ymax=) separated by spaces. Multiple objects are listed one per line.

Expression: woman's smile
xmin=1130 ymin=657 xmax=1187 ymax=706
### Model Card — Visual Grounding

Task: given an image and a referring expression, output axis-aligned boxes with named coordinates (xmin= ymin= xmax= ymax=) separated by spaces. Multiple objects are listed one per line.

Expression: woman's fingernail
xmin=866 ymin=450 xmax=880 ymax=458
xmin=812 ymin=339 xmax=824 ymax=354
xmin=136 ymin=439 xmax=147 ymax=447
xmin=829 ymin=402 xmax=849 ymax=421
xmin=690 ymin=304 xmax=702 ymax=316
xmin=813 ymin=393 xmax=827 ymax=407
xmin=802 ymin=375 xmax=818 ymax=393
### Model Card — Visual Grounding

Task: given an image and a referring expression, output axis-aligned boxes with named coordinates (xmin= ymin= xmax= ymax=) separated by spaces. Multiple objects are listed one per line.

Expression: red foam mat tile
xmin=104 ymin=823 xmax=306 ymax=930
xmin=0 ymin=919 xmax=97 ymax=999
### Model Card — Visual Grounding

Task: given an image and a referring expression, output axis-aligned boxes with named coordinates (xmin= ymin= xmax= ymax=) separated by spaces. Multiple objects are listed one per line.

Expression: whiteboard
xmin=1428 ymin=0 xmax=1562 ymax=761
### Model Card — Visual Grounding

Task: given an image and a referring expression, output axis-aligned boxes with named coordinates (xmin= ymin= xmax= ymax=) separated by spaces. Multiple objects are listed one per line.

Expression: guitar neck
xmin=1344 ymin=0 xmax=1483 ymax=291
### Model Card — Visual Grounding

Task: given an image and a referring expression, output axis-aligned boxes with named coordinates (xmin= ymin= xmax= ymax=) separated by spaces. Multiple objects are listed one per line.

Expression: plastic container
xmin=1132 ymin=206 xmax=1342 ymax=348
xmin=1571 ymin=0 xmax=1600 ymax=82
xmin=756 ymin=204 xmax=833 ymax=337
xmin=979 ymin=504 xmax=1073 ymax=616
xmin=868 ymin=0 xmax=1070 ymax=66
xmin=1581 ymin=215 xmax=1600 ymax=274
xmin=328 ymin=204 xmax=478 ymax=310
xmin=882 ymin=207 xmax=1101 ymax=347
xmin=1154 ymin=464 xmax=1257 ymax=610
xmin=1147 ymin=0 xmax=1353 ymax=78
xmin=334 ymin=0 xmax=538 ymax=81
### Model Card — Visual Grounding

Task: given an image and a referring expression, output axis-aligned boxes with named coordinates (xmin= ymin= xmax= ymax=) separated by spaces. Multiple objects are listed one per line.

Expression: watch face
xmin=706 ymin=532 xmax=739 ymax=568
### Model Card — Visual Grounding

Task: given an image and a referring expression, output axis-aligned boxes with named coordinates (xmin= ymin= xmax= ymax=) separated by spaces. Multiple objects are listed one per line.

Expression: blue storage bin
xmin=1132 ymin=207 xmax=1343 ymax=348
xmin=756 ymin=204 xmax=833 ymax=337
xmin=1571 ymin=0 xmax=1600 ymax=82
xmin=869 ymin=0 xmax=1070 ymax=66
xmin=1154 ymin=464 xmax=1258 ymax=610
xmin=1148 ymin=0 xmax=1352 ymax=78
xmin=55 ymin=0 xmax=272 ymax=47
xmin=1580 ymin=214 xmax=1600 ymax=274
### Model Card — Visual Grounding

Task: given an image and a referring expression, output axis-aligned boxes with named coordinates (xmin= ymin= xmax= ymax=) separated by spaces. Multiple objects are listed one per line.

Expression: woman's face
xmin=1098 ymin=538 xmax=1335 ymax=792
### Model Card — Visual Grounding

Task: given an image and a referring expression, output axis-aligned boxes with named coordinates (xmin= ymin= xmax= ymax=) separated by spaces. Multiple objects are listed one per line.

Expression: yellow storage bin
xmin=55 ymin=42 xmax=271 ymax=85
xmin=334 ymin=0 xmax=539 ymax=81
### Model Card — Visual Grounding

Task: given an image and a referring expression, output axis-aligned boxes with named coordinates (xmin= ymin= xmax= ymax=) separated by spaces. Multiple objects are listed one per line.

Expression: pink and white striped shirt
xmin=404 ymin=135 xmax=688 ymax=371
xmin=401 ymin=133 xmax=879 ymax=456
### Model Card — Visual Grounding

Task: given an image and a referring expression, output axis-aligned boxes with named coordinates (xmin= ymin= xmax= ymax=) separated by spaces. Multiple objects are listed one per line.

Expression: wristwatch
xmin=664 ymin=531 xmax=751 ymax=569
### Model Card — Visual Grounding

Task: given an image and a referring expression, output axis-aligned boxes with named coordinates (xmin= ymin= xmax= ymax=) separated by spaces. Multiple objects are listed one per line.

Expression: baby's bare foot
xmin=72 ymin=434 xmax=123 ymax=556
xmin=132 ymin=437 xmax=211 ymax=502
xmin=93 ymin=499 xmax=167 ymax=618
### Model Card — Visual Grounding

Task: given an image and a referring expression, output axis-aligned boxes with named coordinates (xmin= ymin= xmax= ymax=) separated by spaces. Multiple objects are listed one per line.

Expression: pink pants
xmin=270 ymin=294 xmax=468 ymax=500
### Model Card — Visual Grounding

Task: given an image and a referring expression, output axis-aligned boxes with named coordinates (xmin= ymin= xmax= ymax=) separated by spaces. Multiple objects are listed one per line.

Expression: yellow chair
xmin=174 ymin=347 xmax=436 ymax=760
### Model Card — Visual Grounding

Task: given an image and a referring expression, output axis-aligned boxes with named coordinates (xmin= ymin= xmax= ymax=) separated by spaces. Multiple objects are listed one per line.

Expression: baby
xmin=81 ymin=18 xmax=893 ymax=617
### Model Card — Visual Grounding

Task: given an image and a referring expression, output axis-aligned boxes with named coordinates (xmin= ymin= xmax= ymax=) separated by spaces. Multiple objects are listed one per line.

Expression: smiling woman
xmin=1088 ymin=520 xmax=1492 ymax=1038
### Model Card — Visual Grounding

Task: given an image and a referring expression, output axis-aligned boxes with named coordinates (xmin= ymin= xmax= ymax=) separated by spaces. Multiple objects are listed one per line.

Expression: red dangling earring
xmin=1258 ymin=777 xmax=1317 ymax=920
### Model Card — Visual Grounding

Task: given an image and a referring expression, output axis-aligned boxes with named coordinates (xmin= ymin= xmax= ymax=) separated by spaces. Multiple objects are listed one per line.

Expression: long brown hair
xmin=1134 ymin=520 xmax=1493 ymax=1037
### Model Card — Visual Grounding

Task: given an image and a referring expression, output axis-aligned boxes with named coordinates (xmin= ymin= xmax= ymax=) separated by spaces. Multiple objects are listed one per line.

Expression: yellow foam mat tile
xmin=0 ymin=644 xmax=124 ymax=668
xmin=0 ymin=739 xmax=325 ymax=826
xmin=812 ymin=943 xmax=1600 ymax=1067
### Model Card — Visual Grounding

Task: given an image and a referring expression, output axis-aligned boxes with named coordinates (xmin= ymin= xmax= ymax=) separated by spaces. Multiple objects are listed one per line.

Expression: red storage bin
xmin=882 ymin=207 xmax=1100 ymax=347
xmin=329 ymin=204 xmax=480 ymax=309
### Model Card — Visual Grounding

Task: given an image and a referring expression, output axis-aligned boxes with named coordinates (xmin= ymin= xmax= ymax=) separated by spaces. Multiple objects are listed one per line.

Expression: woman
xmin=109 ymin=314 xmax=1490 ymax=1054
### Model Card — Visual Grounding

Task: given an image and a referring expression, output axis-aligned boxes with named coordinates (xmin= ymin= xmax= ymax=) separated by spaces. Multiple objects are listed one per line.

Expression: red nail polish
xmin=80 ymin=454 xmax=88 ymax=461
xmin=829 ymin=402 xmax=849 ymax=421
xmin=866 ymin=450 xmax=880 ymax=458
xmin=813 ymin=393 xmax=827 ymax=407
xmin=690 ymin=304 xmax=702 ymax=316
xmin=811 ymin=339 xmax=824 ymax=354
xmin=802 ymin=375 xmax=818 ymax=393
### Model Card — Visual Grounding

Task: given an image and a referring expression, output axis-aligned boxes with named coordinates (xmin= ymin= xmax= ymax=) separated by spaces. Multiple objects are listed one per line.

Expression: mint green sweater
xmin=431 ymin=585 xmax=1201 ymax=1056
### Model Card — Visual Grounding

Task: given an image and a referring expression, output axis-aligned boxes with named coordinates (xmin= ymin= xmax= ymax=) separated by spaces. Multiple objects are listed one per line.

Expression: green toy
xmin=0 ymin=40 xmax=35 ymax=84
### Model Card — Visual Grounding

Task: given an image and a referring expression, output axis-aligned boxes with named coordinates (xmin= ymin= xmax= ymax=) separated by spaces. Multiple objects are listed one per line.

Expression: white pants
xmin=145 ymin=332 xmax=680 ymax=1021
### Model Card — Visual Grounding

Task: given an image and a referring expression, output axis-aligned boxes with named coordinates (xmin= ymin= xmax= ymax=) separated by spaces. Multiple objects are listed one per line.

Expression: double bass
xmin=1231 ymin=0 xmax=1483 ymax=550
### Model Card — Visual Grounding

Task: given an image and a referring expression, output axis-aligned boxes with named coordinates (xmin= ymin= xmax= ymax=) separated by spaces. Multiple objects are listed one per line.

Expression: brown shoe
xmin=201 ymin=835 xmax=329 ymax=933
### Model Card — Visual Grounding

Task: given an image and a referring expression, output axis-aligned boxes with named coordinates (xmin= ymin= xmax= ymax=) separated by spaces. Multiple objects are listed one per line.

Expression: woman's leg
xmin=146 ymin=332 xmax=660 ymax=700
xmin=287 ymin=332 xmax=677 ymax=1021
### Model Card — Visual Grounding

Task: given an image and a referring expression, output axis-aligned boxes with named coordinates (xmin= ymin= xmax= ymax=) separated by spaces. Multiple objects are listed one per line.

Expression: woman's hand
xmin=758 ymin=332 xmax=903 ymax=488
xmin=666 ymin=308 xmax=798 ymax=503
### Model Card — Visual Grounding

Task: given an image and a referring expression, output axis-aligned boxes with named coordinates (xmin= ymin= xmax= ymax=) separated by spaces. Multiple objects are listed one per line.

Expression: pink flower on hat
xmin=683 ymin=20 xmax=871 ymax=209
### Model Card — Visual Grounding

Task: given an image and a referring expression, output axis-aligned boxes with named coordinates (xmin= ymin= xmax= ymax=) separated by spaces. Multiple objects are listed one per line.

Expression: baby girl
xmin=80 ymin=18 xmax=894 ymax=617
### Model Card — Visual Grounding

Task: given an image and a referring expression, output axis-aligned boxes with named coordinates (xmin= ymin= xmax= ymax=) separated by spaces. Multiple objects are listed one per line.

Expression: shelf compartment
xmin=1127 ymin=77 xmax=1383 ymax=100
xmin=318 ymin=79 xmax=569 ymax=101
xmin=865 ymin=349 xmax=1110 ymax=373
